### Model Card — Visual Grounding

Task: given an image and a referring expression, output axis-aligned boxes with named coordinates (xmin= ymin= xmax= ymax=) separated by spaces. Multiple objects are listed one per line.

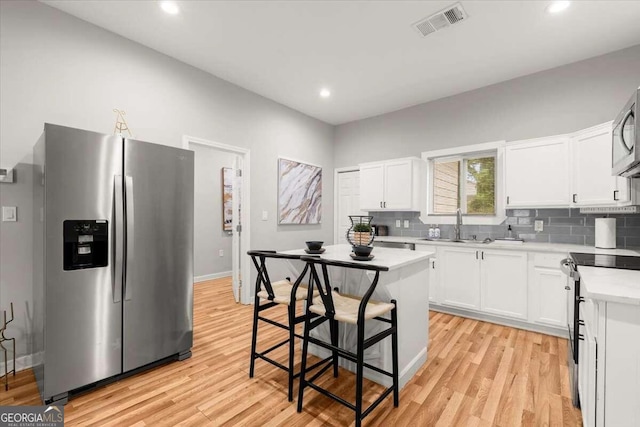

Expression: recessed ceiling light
xmin=160 ymin=1 xmax=180 ymax=15
xmin=319 ymin=88 xmax=331 ymax=98
xmin=546 ymin=1 xmax=571 ymax=14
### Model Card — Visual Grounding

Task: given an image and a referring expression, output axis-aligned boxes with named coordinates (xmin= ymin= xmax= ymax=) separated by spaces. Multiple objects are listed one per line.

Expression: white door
xmin=440 ymin=247 xmax=481 ymax=310
xmin=336 ymin=170 xmax=365 ymax=244
xmin=384 ymin=159 xmax=413 ymax=210
xmin=505 ymin=136 xmax=571 ymax=207
xmin=572 ymin=124 xmax=624 ymax=206
xmin=359 ymin=163 xmax=384 ymax=210
xmin=480 ymin=250 xmax=528 ymax=320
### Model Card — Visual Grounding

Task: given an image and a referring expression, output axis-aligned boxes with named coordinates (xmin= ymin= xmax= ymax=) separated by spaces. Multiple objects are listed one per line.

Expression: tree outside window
xmin=433 ymin=154 xmax=496 ymax=215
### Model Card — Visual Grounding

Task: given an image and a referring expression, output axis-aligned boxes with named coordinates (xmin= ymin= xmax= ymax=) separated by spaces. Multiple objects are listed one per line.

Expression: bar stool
xmin=247 ymin=250 xmax=330 ymax=402
xmin=296 ymin=256 xmax=398 ymax=427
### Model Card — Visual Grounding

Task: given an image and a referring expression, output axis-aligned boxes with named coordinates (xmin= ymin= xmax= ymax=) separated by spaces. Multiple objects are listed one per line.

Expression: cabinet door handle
xmin=475 ymin=251 xmax=478 ymax=260
xmin=613 ymin=190 xmax=619 ymax=201
xmin=506 ymin=196 xmax=510 ymax=205
xmin=481 ymin=251 xmax=484 ymax=260
xmin=380 ymin=201 xmax=383 ymax=208
xmin=432 ymin=261 xmax=435 ymax=269
xmin=572 ymin=194 xmax=577 ymax=203
xmin=384 ymin=201 xmax=387 ymax=208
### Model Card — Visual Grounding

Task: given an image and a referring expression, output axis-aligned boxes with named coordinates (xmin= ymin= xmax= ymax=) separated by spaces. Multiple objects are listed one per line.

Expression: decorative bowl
xmin=352 ymin=245 xmax=373 ymax=257
xmin=305 ymin=241 xmax=324 ymax=251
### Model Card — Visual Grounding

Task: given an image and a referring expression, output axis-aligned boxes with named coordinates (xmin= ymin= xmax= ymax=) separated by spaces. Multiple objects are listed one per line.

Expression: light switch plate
xmin=403 ymin=220 xmax=410 ymax=228
xmin=2 ymin=206 xmax=17 ymax=222
xmin=395 ymin=219 xmax=401 ymax=228
xmin=534 ymin=220 xmax=544 ymax=232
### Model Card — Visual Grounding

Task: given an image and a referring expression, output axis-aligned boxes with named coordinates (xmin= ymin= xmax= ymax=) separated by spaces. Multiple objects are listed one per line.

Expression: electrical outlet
xmin=403 ymin=220 xmax=410 ymax=228
xmin=262 ymin=210 xmax=268 ymax=221
xmin=219 ymin=249 xmax=224 ymax=257
xmin=395 ymin=219 xmax=401 ymax=228
xmin=534 ymin=220 xmax=544 ymax=232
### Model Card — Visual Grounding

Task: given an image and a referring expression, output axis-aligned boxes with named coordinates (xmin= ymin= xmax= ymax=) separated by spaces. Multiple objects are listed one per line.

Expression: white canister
xmin=595 ymin=218 xmax=616 ymax=249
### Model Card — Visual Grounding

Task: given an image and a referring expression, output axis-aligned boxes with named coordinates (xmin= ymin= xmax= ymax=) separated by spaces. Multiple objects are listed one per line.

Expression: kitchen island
xmin=281 ymin=244 xmax=434 ymax=389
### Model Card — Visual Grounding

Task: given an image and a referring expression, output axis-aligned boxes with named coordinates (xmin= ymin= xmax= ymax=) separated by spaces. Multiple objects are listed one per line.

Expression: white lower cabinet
xmin=439 ymin=247 xmax=480 ymax=310
xmin=415 ymin=245 xmax=438 ymax=303
xmin=438 ymin=247 xmax=528 ymax=320
xmin=528 ymin=253 xmax=568 ymax=328
xmin=480 ymin=250 xmax=528 ymax=320
xmin=577 ymin=298 xmax=640 ymax=427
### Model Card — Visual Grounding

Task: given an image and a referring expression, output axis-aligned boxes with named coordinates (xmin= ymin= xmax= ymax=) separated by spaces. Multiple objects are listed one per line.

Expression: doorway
xmin=334 ymin=167 xmax=366 ymax=244
xmin=183 ymin=135 xmax=251 ymax=304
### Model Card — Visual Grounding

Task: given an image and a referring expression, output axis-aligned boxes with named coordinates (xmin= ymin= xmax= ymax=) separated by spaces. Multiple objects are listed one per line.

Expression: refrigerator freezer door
xmin=43 ymin=124 xmax=123 ymax=400
xmin=123 ymin=139 xmax=194 ymax=372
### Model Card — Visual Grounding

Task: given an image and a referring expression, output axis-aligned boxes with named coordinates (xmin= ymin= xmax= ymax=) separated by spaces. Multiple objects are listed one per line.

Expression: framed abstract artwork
xmin=278 ymin=158 xmax=322 ymax=224
xmin=222 ymin=167 xmax=233 ymax=231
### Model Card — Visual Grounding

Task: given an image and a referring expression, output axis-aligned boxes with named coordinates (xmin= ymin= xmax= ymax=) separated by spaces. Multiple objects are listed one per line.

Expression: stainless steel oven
xmin=561 ymin=257 xmax=581 ymax=407
xmin=612 ymin=87 xmax=639 ymax=177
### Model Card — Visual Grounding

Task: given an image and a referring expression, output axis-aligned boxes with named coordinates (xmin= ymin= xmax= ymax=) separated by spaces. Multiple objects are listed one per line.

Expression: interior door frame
xmin=182 ymin=135 xmax=252 ymax=305
xmin=334 ymin=165 xmax=360 ymax=244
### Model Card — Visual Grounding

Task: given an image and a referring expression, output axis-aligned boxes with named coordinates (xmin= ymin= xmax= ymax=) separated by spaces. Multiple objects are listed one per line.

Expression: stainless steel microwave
xmin=612 ymin=87 xmax=639 ymax=177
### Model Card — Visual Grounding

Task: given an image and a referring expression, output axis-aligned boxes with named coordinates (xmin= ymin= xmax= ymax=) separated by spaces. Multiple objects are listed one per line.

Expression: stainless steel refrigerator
xmin=32 ymin=124 xmax=194 ymax=404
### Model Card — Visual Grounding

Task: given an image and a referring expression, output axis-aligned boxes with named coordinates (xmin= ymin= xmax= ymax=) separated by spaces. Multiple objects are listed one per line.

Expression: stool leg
xmin=355 ymin=320 xmax=365 ymax=427
xmin=330 ymin=318 xmax=339 ymax=378
xmin=391 ymin=300 xmax=399 ymax=407
xmin=249 ymin=295 xmax=260 ymax=378
xmin=287 ymin=303 xmax=296 ymax=402
xmin=297 ymin=310 xmax=311 ymax=412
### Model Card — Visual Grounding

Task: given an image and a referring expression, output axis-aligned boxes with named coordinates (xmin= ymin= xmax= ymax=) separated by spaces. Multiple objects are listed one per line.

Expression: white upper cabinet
xmin=571 ymin=122 xmax=631 ymax=206
xmin=359 ymin=157 xmax=425 ymax=211
xmin=505 ymin=136 xmax=571 ymax=208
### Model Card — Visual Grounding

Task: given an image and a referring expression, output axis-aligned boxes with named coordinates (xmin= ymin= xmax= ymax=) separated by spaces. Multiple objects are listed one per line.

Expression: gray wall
xmin=334 ymin=44 xmax=640 ymax=166
xmin=0 ymin=164 xmax=34 ymax=359
xmin=0 ymin=1 xmax=334 ymax=359
xmin=193 ymin=146 xmax=235 ymax=278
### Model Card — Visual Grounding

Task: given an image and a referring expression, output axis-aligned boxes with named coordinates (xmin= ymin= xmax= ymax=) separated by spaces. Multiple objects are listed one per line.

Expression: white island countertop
xmin=578 ymin=265 xmax=640 ymax=306
xmin=282 ymin=244 xmax=433 ymax=271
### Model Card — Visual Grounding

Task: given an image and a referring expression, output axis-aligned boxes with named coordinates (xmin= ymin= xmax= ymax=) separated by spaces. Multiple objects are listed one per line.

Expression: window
xmin=432 ymin=154 xmax=496 ymax=215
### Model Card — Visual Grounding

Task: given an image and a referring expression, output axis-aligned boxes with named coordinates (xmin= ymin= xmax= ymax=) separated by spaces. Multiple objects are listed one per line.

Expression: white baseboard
xmin=0 ymin=352 xmax=42 ymax=374
xmin=194 ymin=271 xmax=232 ymax=283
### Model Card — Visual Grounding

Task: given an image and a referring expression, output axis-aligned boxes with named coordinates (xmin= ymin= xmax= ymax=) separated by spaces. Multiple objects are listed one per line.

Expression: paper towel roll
xmin=595 ymin=218 xmax=616 ymax=249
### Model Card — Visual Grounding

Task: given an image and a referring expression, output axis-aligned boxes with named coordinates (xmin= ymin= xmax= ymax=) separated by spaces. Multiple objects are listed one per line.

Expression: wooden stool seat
xmin=257 ymin=280 xmax=317 ymax=305
xmin=308 ymin=291 xmax=395 ymax=324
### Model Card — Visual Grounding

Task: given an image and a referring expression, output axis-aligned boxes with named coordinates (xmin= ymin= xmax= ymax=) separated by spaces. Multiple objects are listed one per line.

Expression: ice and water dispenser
xmin=63 ymin=220 xmax=108 ymax=270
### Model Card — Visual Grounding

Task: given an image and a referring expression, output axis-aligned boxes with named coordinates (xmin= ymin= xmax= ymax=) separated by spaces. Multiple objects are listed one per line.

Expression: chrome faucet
xmin=454 ymin=208 xmax=463 ymax=241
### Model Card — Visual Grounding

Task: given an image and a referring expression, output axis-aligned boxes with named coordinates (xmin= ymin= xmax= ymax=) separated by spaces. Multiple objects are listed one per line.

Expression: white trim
xmin=421 ymin=141 xmax=507 ymax=225
xmin=333 ymin=166 xmax=360 ymax=244
xmin=0 ymin=352 xmax=43 ymax=374
xmin=194 ymin=271 xmax=232 ymax=283
xmin=182 ymin=135 xmax=252 ymax=305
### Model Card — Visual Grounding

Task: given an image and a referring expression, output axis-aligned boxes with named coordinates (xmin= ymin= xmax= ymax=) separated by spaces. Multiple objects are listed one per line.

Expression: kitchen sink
xmin=420 ymin=238 xmax=493 ymax=244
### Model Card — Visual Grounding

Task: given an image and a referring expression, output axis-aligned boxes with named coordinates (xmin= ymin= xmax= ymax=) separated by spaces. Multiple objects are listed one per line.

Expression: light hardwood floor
xmin=1 ymin=277 xmax=582 ymax=426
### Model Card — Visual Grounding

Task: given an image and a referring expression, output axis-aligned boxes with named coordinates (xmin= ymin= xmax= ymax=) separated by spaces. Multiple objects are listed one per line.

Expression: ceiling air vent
xmin=413 ymin=2 xmax=468 ymax=37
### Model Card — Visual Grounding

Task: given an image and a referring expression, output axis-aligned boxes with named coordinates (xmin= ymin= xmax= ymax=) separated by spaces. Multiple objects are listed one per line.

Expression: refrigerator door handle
xmin=113 ymin=176 xmax=124 ymax=303
xmin=124 ymin=175 xmax=135 ymax=301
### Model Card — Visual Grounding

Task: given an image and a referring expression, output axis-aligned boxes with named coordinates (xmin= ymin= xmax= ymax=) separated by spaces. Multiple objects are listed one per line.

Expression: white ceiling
xmin=43 ymin=1 xmax=640 ymax=125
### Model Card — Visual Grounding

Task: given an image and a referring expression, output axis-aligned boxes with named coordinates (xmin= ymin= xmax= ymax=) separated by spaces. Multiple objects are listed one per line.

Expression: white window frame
xmin=421 ymin=141 xmax=507 ymax=225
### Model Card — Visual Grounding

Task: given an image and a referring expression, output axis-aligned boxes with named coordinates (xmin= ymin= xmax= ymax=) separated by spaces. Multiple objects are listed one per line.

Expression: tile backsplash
xmin=370 ymin=209 xmax=640 ymax=249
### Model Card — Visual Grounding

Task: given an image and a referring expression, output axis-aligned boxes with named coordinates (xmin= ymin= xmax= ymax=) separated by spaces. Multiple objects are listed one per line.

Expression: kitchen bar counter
xmin=281 ymin=244 xmax=434 ymax=389
xmin=578 ymin=266 xmax=640 ymax=305
xmin=282 ymin=244 xmax=433 ymax=271
xmin=374 ymin=236 xmax=640 ymax=256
